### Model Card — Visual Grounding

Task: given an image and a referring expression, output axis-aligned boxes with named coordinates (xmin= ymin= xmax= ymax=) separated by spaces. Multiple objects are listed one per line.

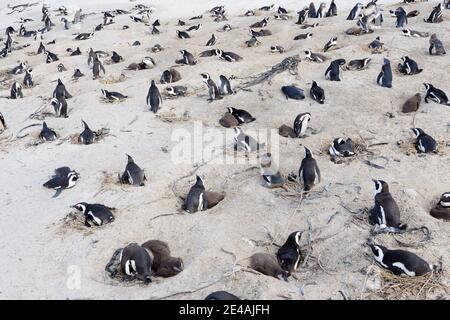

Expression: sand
xmin=0 ymin=0 xmax=449 ymax=300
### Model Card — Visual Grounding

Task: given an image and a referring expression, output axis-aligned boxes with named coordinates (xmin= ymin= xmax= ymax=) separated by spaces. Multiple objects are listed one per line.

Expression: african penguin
xmin=111 ymin=51 xmax=123 ymax=63
xmin=310 ymin=81 xmax=325 ymax=104
xmin=233 ymin=127 xmax=265 ymax=152
xmin=347 ymin=3 xmax=363 ymax=20
xmin=429 ymin=34 xmax=446 ymax=55
xmin=23 ymin=68 xmax=33 ymax=87
xmin=43 ymin=167 xmax=78 ymax=197
xmin=176 ymin=30 xmax=190 ymax=39
xmin=304 ymin=50 xmax=327 ymax=63
xmin=402 ymin=29 xmax=429 ymax=38
xmin=73 ymin=202 xmax=115 ymax=227
xmin=325 ymin=59 xmax=346 ymax=81
xmin=308 ymin=2 xmax=317 ymax=18
xmin=424 ymin=3 xmax=443 ymax=23
xmin=423 ymin=83 xmax=449 ymax=105
xmin=53 ymin=79 xmax=72 ymax=99
xmin=377 ymin=58 xmax=393 ymax=88
xmin=206 ymin=34 xmax=217 ymax=46
xmin=329 ymin=138 xmax=355 ymax=157
xmin=294 ymin=33 xmax=312 ymax=40
xmin=166 ymin=86 xmax=187 ymax=97
xmin=394 ymin=7 xmax=408 ymax=28
xmin=346 ymin=58 xmax=371 ymax=70
xmin=179 ymin=49 xmax=197 ymax=65
xmin=160 ymin=69 xmax=181 ymax=84
xmin=120 ymin=243 xmax=152 ymax=283
xmin=299 ymin=147 xmax=321 ymax=191
xmin=92 ymin=56 xmax=106 ymax=79
xmin=78 ymin=120 xmax=96 ymax=145
xmin=398 ymin=56 xmax=422 ymax=75
xmin=296 ymin=7 xmax=309 ymax=24
xmin=219 ymin=75 xmax=234 ymax=95
xmin=293 ymin=112 xmax=311 ymax=137
xmin=215 ymin=49 xmax=242 ymax=62
xmin=277 ymin=231 xmax=303 ymax=273
xmin=227 ymin=107 xmax=255 ymax=124
xmin=411 ymin=128 xmax=437 ymax=153
xmin=370 ymin=179 xmax=406 ymax=230
xmin=430 ymin=192 xmax=450 ymax=221
xmin=120 ymin=154 xmax=147 ymax=186
xmin=146 ymin=80 xmax=163 ymax=113
xmin=10 ymin=82 xmax=23 ymax=99
xmin=260 ymin=153 xmax=285 ymax=188
xmin=282 ymin=85 xmax=305 ymax=100
xmin=201 ymin=73 xmax=222 ymax=101
xmin=323 ymin=36 xmax=337 ymax=52
xmin=184 ymin=175 xmax=208 ymax=213
xmin=51 ymin=97 xmax=68 ymax=117
xmin=270 ymin=45 xmax=285 ymax=53
xmin=326 ymin=0 xmax=337 ymax=17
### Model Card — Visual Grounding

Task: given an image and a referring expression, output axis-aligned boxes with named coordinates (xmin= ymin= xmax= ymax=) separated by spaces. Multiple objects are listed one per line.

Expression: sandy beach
xmin=0 ymin=0 xmax=449 ymax=300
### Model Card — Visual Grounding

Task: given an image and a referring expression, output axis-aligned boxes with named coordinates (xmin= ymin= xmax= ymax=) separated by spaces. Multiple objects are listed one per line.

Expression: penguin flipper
xmin=52 ymin=188 xmax=63 ymax=198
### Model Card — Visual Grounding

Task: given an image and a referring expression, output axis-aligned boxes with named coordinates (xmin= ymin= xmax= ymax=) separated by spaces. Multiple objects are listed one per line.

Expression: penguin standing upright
xmin=23 ymin=68 xmax=33 ymax=87
xmin=206 ymin=34 xmax=217 ymax=46
xmin=293 ymin=112 xmax=311 ymax=137
xmin=411 ymin=128 xmax=437 ymax=153
xmin=370 ymin=179 xmax=406 ymax=230
xmin=424 ymin=3 xmax=443 ymax=23
xmin=325 ymin=59 xmax=346 ymax=81
xmin=308 ymin=2 xmax=317 ymax=18
xmin=395 ymin=7 xmax=408 ymax=28
xmin=429 ymin=34 xmax=446 ymax=55
xmin=201 ymin=73 xmax=222 ymax=101
xmin=277 ymin=231 xmax=303 ymax=273
xmin=184 ymin=175 xmax=208 ymax=213
xmin=72 ymin=202 xmax=115 ymax=227
xmin=10 ymin=82 xmax=23 ymax=99
xmin=423 ymin=83 xmax=449 ymax=105
xmin=92 ymin=56 xmax=105 ymax=79
xmin=78 ymin=120 xmax=96 ymax=145
xmin=316 ymin=3 xmax=326 ymax=18
xmin=299 ymin=147 xmax=320 ymax=191
xmin=347 ymin=3 xmax=363 ymax=20
xmin=296 ymin=7 xmax=309 ymax=24
xmin=146 ymin=80 xmax=162 ymax=113
xmin=326 ymin=0 xmax=337 ymax=17
xmin=120 ymin=243 xmax=152 ymax=283
xmin=369 ymin=244 xmax=432 ymax=277
xmin=310 ymin=81 xmax=325 ymax=104
xmin=53 ymin=79 xmax=72 ymax=99
xmin=377 ymin=58 xmax=393 ymax=88
xmin=219 ymin=75 xmax=233 ymax=95
xmin=51 ymin=97 xmax=68 ymax=117
xmin=120 ymin=154 xmax=147 ymax=186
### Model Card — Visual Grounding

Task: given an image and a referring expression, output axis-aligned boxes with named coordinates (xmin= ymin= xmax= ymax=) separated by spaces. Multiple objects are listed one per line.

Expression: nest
xmin=319 ymin=137 xmax=372 ymax=164
xmin=156 ymin=110 xmax=190 ymax=123
xmin=366 ymin=268 xmax=448 ymax=300
xmin=55 ymin=212 xmax=94 ymax=236
xmin=66 ymin=128 xmax=110 ymax=145
xmin=397 ymin=139 xmax=446 ymax=156
xmin=99 ymin=74 xmax=127 ymax=85
xmin=103 ymin=249 xmax=151 ymax=287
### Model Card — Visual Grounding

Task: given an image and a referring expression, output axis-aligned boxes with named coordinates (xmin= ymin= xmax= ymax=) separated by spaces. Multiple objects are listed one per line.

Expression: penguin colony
xmin=0 ymin=1 xmax=449 ymax=300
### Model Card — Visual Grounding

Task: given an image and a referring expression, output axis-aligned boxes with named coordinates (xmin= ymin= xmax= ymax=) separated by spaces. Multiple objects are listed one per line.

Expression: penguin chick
xmin=120 ymin=154 xmax=147 ymax=186
xmin=401 ymin=93 xmax=421 ymax=113
xmin=184 ymin=175 xmax=208 ymax=213
xmin=299 ymin=147 xmax=320 ymax=191
xmin=141 ymin=240 xmax=184 ymax=277
xmin=250 ymin=253 xmax=290 ymax=281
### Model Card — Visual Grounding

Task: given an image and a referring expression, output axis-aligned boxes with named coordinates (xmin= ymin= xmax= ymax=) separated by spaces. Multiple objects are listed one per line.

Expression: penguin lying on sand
xmin=430 ymin=192 xmax=450 ymax=221
xmin=43 ymin=167 xmax=79 ymax=197
xmin=119 ymin=154 xmax=147 ymax=186
xmin=72 ymin=202 xmax=115 ymax=227
xmin=250 ymin=253 xmax=290 ymax=281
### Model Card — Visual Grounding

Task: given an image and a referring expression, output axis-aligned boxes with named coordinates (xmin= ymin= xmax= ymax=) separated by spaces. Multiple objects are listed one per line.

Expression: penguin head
xmin=73 ymin=202 xmax=88 ymax=213
xmin=233 ymin=127 xmax=242 ymax=137
xmin=126 ymin=154 xmax=134 ymax=164
xmin=304 ymin=50 xmax=312 ymax=57
xmin=311 ymin=80 xmax=317 ymax=87
xmin=372 ymin=179 xmax=388 ymax=195
xmin=227 ymin=107 xmax=235 ymax=114
xmin=400 ymin=56 xmax=407 ymax=63
xmin=402 ymin=29 xmax=410 ymax=35
xmin=42 ymin=121 xmax=48 ymax=129
xmin=81 ymin=120 xmax=90 ymax=130
xmin=369 ymin=244 xmax=387 ymax=262
xmin=411 ymin=128 xmax=424 ymax=137
xmin=214 ymin=49 xmax=223 ymax=56
xmin=288 ymin=231 xmax=303 ymax=246
xmin=200 ymin=73 xmax=210 ymax=82
xmin=101 ymin=89 xmax=108 ymax=97
xmin=298 ymin=112 xmax=311 ymax=124
xmin=304 ymin=146 xmax=313 ymax=158
xmin=439 ymin=192 xmax=450 ymax=207
xmin=168 ymin=257 xmax=184 ymax=273
xmin=423 ymin=83 xmax=431 ymax=91
xmin=306 ymin=33 xmax=312 ymax=38
xmin=166 ymin=87 xmax=175 ymax=95
xmin=150 ymin=79 xmax=156 ymax=87
xmin=195 ymin=175 xmax=205 ymax=186
xmin=383 ymin=58 xmax=390 ymax=66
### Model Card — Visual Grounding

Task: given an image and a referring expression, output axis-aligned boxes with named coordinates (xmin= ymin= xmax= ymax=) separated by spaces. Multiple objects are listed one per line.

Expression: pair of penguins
xmin=282 ymin=82 xmax=325 ymax=104
xmin=106 ymin=240 xmax=183 ymax=283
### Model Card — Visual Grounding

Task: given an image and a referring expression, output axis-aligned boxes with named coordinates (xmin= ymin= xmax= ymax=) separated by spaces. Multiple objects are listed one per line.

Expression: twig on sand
xmin=16 ymin=123 xmax=41 ymax=138
xmin=338 ymin=290 xmax=349 ymax=300
xmin=148 ymin=213 xmax=178 ymax=222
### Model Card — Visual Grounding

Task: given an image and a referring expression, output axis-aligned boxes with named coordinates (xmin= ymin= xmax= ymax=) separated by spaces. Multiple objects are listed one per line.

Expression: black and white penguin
xmin=92 ymin=56 xmax=106 ymax=79
xmin=184 ymin=175 xmax=208 ymax=213
xmin=304 ymin=50 xmax=327 ymax=63
xmin=160 ymin=69 xmax=181 ymax=84
xmin=151 ymin=44 xmax=163 ymax=52
xmin=61 ymin=17 xmax=71 ymax=29
xmin=215 ymin=49 xmax=242 ymax=62
xmin=394 ymin=7 xmax=408 ymax=28
xmin=129 ymin=15 xmax=143 ymax=23
xmin=101 ymin=89 xmax=127 ymax=101
xmin=74 ymin=32 xmax=94 ymax=40
xmin=250 ymin=253 xmax=289 ymax=281
xmin=277 ymin=6 xmax=288 ymax=14
xmin=186 ymin=23 xmax=202 ymax=31
xmin=260 ymin=152 xmax=284 ymax=188
xmin=37 ymin=42 xmax=46 ymax=54
xmin=78 ymin=120 xmax=96 ymax=145
xmin=411 ymin=128 xmax=437 ymax=153
xmin=45 ymin=51 xmax=59 ymax=63
xmin=53 ymin=79 xmax=72 ymax=100
xmin=308 ymin=2 xmax=317 ymax=18
xmin=166 ymin=86 xmax=187 ymax=97
xmin=177 ymin=19 xmax=186 ymax=26
xmin=43 ymin=167 xmax=78 ymax=197
xmin=151 ymin=26 xmax=160 ymax=35
xmin=119 ymin=243 xmax=152 ymax=283
xmin=146 ymin=80 xmax=162 ymax=113
xmin=201 ymin=73 xmax=222 ymax=101
xmin=39 ymin=121 xmax=57 ymax=141
xmin=369 ymin=36 xmax=384 ymax=53
xmin=430 ymin=192 xmax=450 ymax=221
xmin=325 ymin=59 xmax=346 ymax=81
xmin=310 ymin=81 xmax=325 ymax=104
xmin=270 ymin=45 xmax=285 ymax=53
xmin=293 ymin=112 xmax=311 ymax=137
xmin=299 ymin=147 xmax=321 ymax=191
xmin=250 ymin=29 xmax=272 ymax=37
xmin=245 ymin=36 xmax=260 ymax=47
xmin=23 ymin=68 xmax=34 ymax=88
xmin=179 ymin=49 xmax=197 ymax=65
xmin=176 ymin=30 xmax=190 ymax=39
xmin=402 ymin=29 xmax=429 ymax=38
xmin=205 ymin=291 xmax=240 ymax=300
xmin=429 ymin=34 xmax=446 ymax=55
xmin=141 ymin=240 xmax=184 ymax=277
xmin=301 ymin=22 xmax=319 ymax=29
xmin=346 ymin=58 xmax=371 ymax=70
xmin=316 ymin=3 xmax=326 ymax=18
xmin=277 ymin=231 xmax=302 ymax=273
xmin=424 ymin=3 xmax=443 ymax=23
xmin=370 ymin=179 xmax=405 ymax=230
xmin=70 ymin=47 xmax=81 ymax=56
xmin=259 ymin=4 xmax=275 ymax=11
xmin=227 ymin=107 xmax=255 ymax=124
xmin=369 ymin=244 xmax=433 ymax=277
xmin=282 ymin=85 xmax=305 ymax=100
xmin=423 ymin=83 xmax=449 ymax=105
xmin=57 ymin=63 xmax=67 ymax=72
xmin=294 ymin=33 xmax=312 ymax=40
xmin=377 ymin=58 xmax=393 ymax=88
xmin=398 ymin=56 xmax=422 ymax=75
xmin=206 ymin=34 xmax=217 ymax=46
xmin=323 ymin=36 xmax=337 ymax=52
xmin=10 ymin=62 xmax=27 ymax=75
xmin=296 ymin=7 xmax=309 ymax=24
xmin=274 ymin=13 xmax=289 ymax=20
xmin=234 ymin=127 xmax=265 ymax=152
xmin=111 ymin=51 xmax=123 ymax=63
xmin=347 ymin=3 xmax=363 ymax=20
xmin=120 ymin=154 xmax=147 ymax=186
xmin=329 ymin=138 xmax=355 ymax=157
xmin=73 ymin=202 xmax=115 ymax=227
xmin=51 ymin=97 xmax=68 ymax=118
xmin=10 ymin=82 xmax=23 ymax=99
xmin=250 ymin=17 xmax=269 ymax=29
xmin=221 ymin=24 xmax=232 ymax=31
xmin=326 ymin=0 xmax=337 ymax=17
xmin=219 ymin=75 xmax=234 ymax=95
xmin=73 ymin=69 xmax=84 ymax=79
